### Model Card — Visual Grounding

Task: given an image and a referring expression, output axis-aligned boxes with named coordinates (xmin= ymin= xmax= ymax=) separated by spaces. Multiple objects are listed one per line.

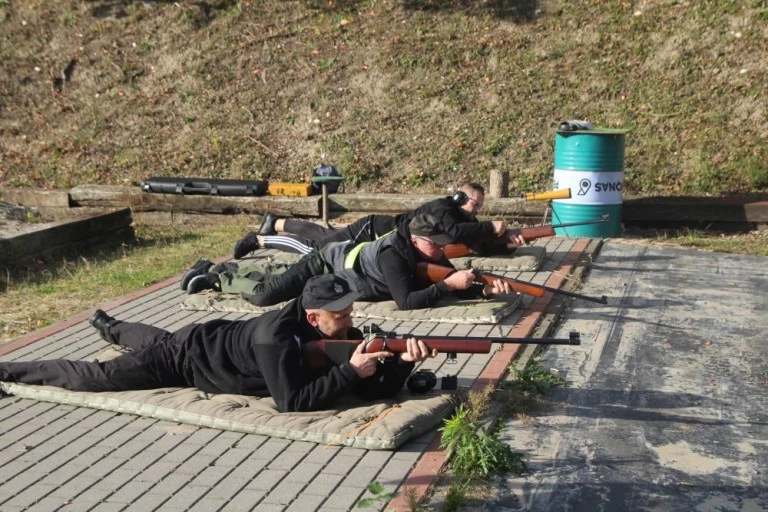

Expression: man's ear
xmin=306 ymin=311 xmax=319 ymax=327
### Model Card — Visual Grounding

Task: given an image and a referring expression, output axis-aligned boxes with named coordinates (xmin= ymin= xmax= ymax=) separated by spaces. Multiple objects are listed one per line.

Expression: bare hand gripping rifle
xmin=416 ymin=261 xmax=609 ymax=304
xmin=443 ymin=215 xmax=611 ymax=259
xmin=306 ymin=323 xmax=581 ymax=367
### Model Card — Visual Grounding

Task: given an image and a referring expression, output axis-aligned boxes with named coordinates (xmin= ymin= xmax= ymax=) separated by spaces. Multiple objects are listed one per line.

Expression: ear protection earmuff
xmin=452 ymin=190 xmax=468 ymax=206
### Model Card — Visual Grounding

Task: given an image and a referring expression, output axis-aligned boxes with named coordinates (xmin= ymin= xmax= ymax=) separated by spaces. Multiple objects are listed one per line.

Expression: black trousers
xmin=0 ymin=322 xmax=192 ymax=392
xmin=284 ymin=214 xmax=396 ymax=248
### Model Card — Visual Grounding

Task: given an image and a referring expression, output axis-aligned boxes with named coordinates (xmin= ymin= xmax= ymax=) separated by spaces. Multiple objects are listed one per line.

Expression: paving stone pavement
xmin=1 ymin=238 xmax=595 ymax=511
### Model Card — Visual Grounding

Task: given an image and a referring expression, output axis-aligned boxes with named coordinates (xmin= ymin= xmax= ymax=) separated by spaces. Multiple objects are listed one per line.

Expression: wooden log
xmin=622 ymin=196 xmax=768 ymax=224
xmin=488 ymin=169 xmax=509 ymax=198
xmin=69 ymin=185 xmax=322 ymax=217
xmin=0 ymin=187 xmax=70 ymax=208
xmin=0 ymin=208 xmax=134 ymax=267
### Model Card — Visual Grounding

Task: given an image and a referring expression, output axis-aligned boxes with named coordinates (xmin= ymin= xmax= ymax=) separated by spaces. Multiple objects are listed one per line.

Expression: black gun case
xmin=140 ymin=177 xmax=269 ymax=197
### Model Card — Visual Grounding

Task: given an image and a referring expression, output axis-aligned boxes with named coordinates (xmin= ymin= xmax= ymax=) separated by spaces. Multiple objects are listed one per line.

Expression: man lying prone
xmin=0 ymin=275 xmax=436 ymax=413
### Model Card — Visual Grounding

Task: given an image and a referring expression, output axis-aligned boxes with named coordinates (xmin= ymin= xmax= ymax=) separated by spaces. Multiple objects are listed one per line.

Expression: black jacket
xmin=374 ymin=224 xmax=485 ymax=310
xmin=393 ymin=196 xmax=498 ymax=247
xmin=183 ymin=298 xmax=415 ymax=412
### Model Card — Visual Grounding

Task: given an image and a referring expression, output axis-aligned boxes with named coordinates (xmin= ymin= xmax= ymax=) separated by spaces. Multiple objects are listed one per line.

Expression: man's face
xmin=411 ymin=235 xmax=446 ymax=262
xmin=461 ymin=189 xmax=484 ymax=218
xmin=308 ymin=305 xmax=354 ymax=338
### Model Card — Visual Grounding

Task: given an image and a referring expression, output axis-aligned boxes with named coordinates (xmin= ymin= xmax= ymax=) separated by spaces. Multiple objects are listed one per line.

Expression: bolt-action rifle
xmin=444 ymin=216 xmax=611 ymax=259
xmin=416 ymin=261 xmax=608 ymax=304
xmin=306 ymin=323 xmax=581 ymax=368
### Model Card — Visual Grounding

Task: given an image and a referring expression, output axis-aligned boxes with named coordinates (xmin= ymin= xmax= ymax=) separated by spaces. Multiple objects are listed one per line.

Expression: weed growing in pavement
xmin=439 ymin=386 xmax=527 ymax=478
xmin=505 ymin=359 xmax=568 ymax=395
xmin=356 ymin=480 xmax=399 ymax=509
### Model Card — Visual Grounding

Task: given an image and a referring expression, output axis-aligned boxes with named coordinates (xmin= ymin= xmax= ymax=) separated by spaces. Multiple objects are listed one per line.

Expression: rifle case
xmin=140 ymin=177 xmax=269 ymax=197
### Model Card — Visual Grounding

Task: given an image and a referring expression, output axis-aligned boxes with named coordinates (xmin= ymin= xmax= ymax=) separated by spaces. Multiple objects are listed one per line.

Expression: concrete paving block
xmin=260 ymin=480 xmax=305 ymax=506
xmin=246 ymin=437 xmax=290 ymax=461
xmin=220 ymin=489 xmax=267 ymax=511
xmin=375 ymin=457 xmax=420 ymax=487
xmin=249 ymin=468 xmax=288 ymax=491
xmin=283 ymin=461 xmax=323 ymax=484
xmin=160 ymin=484 xmax=211 ymax=510
xmin=94 ymin=480 xmax=146 ymax=505
xmin=320 ymin=453 xmax=363 ymax=475
xmin=357 ymin=450 xmax=392 ymax=468
xmin=286 ymin=492 xmax=328 ymax=512
xmin=337 ymin=463 xmax=380 ymax=488
xmin=26 ymin=496 xmax=80 ymax=512
xmin=203 ymin=477 xmax=251 ymax=501
xmin=90 ymin=502 xmax=132 ymax=512
xmin=187 ymin=497 xmax=230 ymax=511
xmin=97 ymin=467 xmax=140 ymax=494
xmin=324 ymin=484 xmax=366 ymax=511
xmin=141 ymin=472 xmax=192 ymax=495
xmin=264 ymin=448 xmax=308 ymax=470
xmin=166 ymin=456 xmax=212 ymax=476
xmin=301 ymin=444 xmax=341 ymax=464
xmin=230 ymin=432 xmax=269 ymax=450
xmin=2 ymin=483 xmax=58 ymax=510
xmin=190 ymin=464 xmax=235 ymax=486
xmin=133 ymin=460 xmax=179 ymax=482
xmin=158 ymin=439 xmax=205 ymax=464
xmin=210 ymin=447 xmax=253 ymax=468
xmin=302 ymin=472 xmax=344 ymax=496
xmin=124 ymin=492 xmax=173 ymax=510
xmin=0 ymin=463 xmax=47 ymax=494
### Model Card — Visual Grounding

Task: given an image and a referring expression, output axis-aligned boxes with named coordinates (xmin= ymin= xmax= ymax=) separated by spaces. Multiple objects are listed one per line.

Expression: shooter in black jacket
xmin=229 ymin=182 xmax=526 ymax=258
xmin=0 ymin=275 xmax=436 ymax=413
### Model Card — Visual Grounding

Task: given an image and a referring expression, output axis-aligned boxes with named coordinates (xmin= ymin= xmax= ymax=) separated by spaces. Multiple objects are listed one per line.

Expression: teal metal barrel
xmin=552 ymin=129 xmax=627 ymax=237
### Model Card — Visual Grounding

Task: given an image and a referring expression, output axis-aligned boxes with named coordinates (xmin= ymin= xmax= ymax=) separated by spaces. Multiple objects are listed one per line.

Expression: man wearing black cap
xmin=0 ymin=275 xmax=436 ymax=413
xmin=187 ymin=212 xmax=513 ymax=310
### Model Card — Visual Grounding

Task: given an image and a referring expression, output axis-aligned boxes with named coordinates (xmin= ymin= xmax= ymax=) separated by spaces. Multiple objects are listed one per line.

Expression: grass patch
xmin=0 ymin=1 xmax=765 ymax=196
xmin=0 ymin=221 xmax=245 ymax=344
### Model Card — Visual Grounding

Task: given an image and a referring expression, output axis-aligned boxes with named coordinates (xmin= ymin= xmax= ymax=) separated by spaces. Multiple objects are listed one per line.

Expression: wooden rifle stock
xmin=443 ymin=216 xmax=611 ymax=259
xmin=416 ymin=262 xmax=609 ymax=304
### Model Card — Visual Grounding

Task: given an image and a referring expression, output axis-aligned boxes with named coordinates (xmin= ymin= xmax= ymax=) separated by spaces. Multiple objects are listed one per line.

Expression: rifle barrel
xmin=379 ymin=333 xmax=581 ymax=346
xmin=551 ymin=215 xmax=610 ymax=229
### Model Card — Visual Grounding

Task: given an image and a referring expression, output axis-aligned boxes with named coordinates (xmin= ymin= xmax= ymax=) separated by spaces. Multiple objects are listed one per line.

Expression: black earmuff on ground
xmin=407 ymin=370 xmax=438 ymax=394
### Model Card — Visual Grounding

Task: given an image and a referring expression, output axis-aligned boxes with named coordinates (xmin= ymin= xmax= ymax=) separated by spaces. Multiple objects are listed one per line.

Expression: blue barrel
xmin=552 ymin=129 xmax=627 ymax=237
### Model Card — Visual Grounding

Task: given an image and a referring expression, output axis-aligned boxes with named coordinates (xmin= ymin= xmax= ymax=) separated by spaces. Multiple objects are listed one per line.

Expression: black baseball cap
xmin=301 ymin=274 xmax=362 ymax=311
xmin=409 ymin=213 xmax=454 ymax=245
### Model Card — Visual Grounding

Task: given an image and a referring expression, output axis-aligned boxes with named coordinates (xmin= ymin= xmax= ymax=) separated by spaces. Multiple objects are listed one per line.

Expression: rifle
xmin=416 ymin=261 xmax=608 ymax=304
xmin=305 ymin=323 xmax=581 ymax=367
xmin=443 ymin=215 xmax=611 ymax=259
xmin=523 ymin=188 xmax=572 ymax=201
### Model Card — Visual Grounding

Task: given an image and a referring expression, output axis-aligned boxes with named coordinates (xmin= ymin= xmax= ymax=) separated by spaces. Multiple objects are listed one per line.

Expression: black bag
xmin=140 ymin=177 xmax=269 ymax=197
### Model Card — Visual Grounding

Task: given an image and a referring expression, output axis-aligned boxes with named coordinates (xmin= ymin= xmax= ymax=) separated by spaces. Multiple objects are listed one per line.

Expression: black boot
xmin=187 ymin=273 xmax=222 ymax=294
xmin=90 ymin=309 xmax=118 ymax=344
xmin=257 ymin=212 xmax=279 ymax=236
xmin=181 ymin=258 xmax=214 ymax=290
xmin=233 ymin=232 xmax=260 ymax=259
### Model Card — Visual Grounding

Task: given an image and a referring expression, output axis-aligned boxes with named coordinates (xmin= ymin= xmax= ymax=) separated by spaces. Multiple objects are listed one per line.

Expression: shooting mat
xmin=0 ymin=347 xmax=457 ymax=450
xmin=182 ymin=292 xmax=521 ymax=324
xmin=254 ymin=245 xmax=546 ymax=272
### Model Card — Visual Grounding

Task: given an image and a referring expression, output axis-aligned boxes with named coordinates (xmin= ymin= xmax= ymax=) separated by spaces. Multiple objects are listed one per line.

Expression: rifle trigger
xmin=446 ymin=352 xmax=458 ymax=364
